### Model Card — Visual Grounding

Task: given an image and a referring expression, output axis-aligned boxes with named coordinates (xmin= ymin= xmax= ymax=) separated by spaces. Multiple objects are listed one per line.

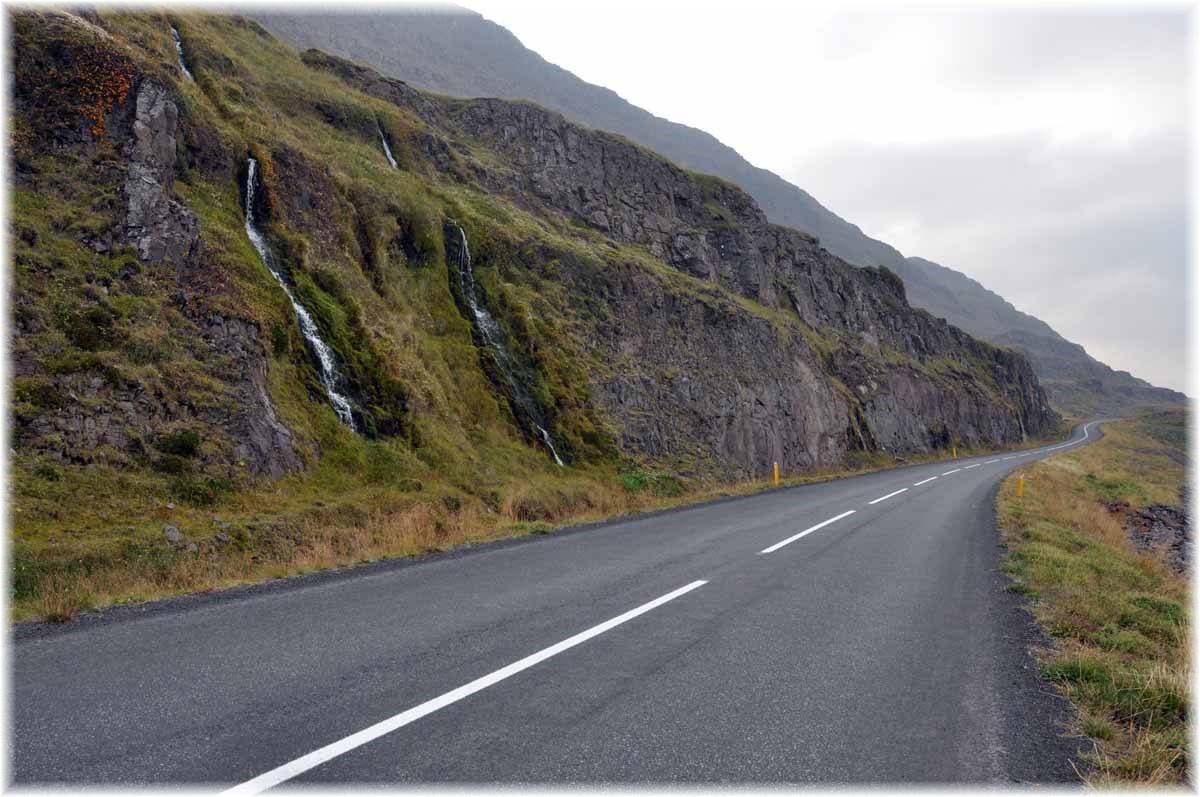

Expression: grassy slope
xmin=997 ymin=410 xmax=1189 ymax=784
xmin=10 ymin=11 xmax=1062 ymax=622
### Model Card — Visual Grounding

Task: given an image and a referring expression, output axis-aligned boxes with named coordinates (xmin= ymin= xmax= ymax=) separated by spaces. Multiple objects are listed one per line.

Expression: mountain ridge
xmin=251 ymin=7 xmax=1186 ymax=416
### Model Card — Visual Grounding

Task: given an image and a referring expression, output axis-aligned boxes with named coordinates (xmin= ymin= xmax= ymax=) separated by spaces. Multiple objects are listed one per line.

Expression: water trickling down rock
xmin=244 ymin=158 xmax=356 ymax=430
xmin=448 ymin=221 xmax=564 ymax=466
xmin=378 ymin=125 xmax=398 ymax=169
xmin=170 ymin=25 xmax=193 ymax=82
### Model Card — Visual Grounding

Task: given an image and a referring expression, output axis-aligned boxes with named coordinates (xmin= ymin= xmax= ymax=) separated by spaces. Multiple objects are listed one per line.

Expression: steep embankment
xmin=10 ymin=10 xmax=1055 ymax=617
xmin=252 ymin=9 xmax=1186 ymax=417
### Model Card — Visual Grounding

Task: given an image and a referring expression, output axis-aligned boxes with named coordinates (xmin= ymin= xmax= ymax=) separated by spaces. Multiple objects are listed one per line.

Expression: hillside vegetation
xmin=998 ymin=410 xmax=1189 ymax=784
xmin=11 ymin=10 xmax=1057 ymax=621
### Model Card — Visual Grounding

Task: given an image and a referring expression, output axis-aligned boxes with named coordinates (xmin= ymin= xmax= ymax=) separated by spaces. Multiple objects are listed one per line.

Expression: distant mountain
xmin=253 ymin=8 xmax=1186 ymax=416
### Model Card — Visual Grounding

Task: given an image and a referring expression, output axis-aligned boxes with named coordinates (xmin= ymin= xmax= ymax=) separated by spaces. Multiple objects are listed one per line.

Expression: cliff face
xmin=12 ymin=12 xmax=301 ymax=479
xmin=11 ymin=9 xmax=1055 ymax=506
xmin=319 ymin=66 xmax=1056 ymax=468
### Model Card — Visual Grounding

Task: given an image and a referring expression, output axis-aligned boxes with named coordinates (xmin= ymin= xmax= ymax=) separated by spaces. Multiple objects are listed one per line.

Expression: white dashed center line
xmin=222 ymin=580 xmax=709 ymax=795
xmin=913 ymin=476 xmax=937 ymax=486
xmin=868 ymin=488 xmax=908 ymax=505
xmin=760 ymin=510 xmax=857 ymax=554
xmin=941 ymin=468 xmax=961 ymax=476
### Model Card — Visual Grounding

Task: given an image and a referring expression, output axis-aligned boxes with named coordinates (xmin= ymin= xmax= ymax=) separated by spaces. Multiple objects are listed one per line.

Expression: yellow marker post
xmin=952 ymin=446 xmax=957 ymax=459
xmin=773 ymin=462 xmax=780 ymax=487
xmin=1017 ymin=475 xmax=1025 ymax=498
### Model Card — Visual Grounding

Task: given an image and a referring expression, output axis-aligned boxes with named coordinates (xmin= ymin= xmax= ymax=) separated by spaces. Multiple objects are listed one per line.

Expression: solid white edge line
xmin=220 ymin=579 xmax=709 ymax=795
xmin=760 ymin=510 xmax=856 ymax=554
xmin=999 ymin=422 xmax=1091 ymax=464
xmin=868 ymin=487 xmax=908 ymax=505
xmin=913 ymin=476 xmax=937 ymax=486
xmin=941 ymin=468 xmax=961 ymax=476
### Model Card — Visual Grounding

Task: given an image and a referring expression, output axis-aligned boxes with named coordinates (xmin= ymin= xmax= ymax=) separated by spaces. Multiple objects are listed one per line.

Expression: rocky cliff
xmin=253 ymin=8 xmax=1185 ymax=418
xmin=11 ymin=10 xmax=1055 ymax=554
xmin=310 ymin=54 xmax=1056 ymax=469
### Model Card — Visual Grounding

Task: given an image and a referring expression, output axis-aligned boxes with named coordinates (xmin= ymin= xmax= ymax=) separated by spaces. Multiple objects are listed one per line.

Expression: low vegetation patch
xmin=998 ymin=414 xmax=1189 ymax=785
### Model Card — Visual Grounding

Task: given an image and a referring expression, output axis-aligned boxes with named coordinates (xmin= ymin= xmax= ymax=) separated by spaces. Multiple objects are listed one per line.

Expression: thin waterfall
xmin=244 ymin=159 xmax=356 ymax=430
xmin=170 ymin=25 xmax=194 ymax=82
xmin=448 ymin=221 xmax=564 ymax=466
xmin=378 ymin=125 xmax=398 ymax=169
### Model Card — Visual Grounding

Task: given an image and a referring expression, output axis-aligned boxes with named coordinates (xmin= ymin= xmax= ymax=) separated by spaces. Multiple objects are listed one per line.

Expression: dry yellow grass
xmin=998 ymin=412 xmax=1188 ymax=785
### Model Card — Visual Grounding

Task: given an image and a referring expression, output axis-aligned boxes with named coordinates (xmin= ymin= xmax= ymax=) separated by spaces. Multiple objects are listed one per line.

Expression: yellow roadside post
xmin=952 ymin=446 xmax=957 ymax=458
xmin=773 ymin=461 xmax=780 ymax=487
xmin=1017 ymin=475 xmax=1025 ymax=498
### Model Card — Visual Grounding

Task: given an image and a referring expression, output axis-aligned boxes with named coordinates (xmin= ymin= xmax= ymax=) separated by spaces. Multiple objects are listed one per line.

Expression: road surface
xmin=12 ymin=423 xmax=1097 ymax=786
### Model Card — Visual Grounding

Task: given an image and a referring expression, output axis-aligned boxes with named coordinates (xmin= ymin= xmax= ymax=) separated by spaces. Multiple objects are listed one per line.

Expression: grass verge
xmin=997 ymin=412 xmax=1189 ymax=785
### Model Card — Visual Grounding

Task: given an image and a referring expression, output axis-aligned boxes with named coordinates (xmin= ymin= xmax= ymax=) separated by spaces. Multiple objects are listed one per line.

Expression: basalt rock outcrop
xmin=311 ymin=62 xmax=1056 ymax=469
xmin=122 ymin=80 xmax=200 ymax=264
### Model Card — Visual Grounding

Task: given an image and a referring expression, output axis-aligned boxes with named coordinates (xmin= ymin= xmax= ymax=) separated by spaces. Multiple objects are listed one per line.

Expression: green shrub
xmin=620 ymin=469 xmax=685 ymax=497
xmin=619 ymin=470 xmax=649 ymax=493
xmin=62 ymin=305 xmax=118 ymax=351
xmin=270 ymin=321 xmax=289 ymax=356
xmin=33 ymin=463 xmax=62 ymax=481
xmin=169 ymin=474 xmax=233 ymax=506
xmin=155 ymin=429 xmax=201 ymax=459
xmin=153 ymin=454 xmax=190 ymax=475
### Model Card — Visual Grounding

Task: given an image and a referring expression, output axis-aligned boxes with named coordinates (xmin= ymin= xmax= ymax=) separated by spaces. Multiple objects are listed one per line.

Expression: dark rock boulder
xmin=122 ymin=80 xmax=199 ymax=264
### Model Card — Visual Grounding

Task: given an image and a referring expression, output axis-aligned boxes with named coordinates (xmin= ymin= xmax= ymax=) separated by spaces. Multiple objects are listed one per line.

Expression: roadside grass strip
xmin=997 ymin=415 xmax=1187 ymax=785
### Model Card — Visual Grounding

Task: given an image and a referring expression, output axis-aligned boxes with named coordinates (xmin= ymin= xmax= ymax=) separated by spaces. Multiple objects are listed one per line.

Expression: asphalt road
xmin=12 ymin=423 xmax=1098 ymax=787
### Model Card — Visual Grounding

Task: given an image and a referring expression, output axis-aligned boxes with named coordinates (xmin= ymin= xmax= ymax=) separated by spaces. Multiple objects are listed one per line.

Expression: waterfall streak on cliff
xmin=451 ymin=222 xmax=563 ymax=466
xmin=245 ymin=159 xmax=356 ymax=429
xmin=170 ymin=26 xmax=194 ymax=81
xmin=378 ymin=126 xmax=398 ymax=169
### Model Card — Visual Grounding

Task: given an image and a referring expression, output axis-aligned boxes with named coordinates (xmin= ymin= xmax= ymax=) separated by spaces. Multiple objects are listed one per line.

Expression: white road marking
xmin=913 ymin=476 xmax=938 ymax=486
xmin=1002 ymin=456 xmax=1016 ymax=460
xmin=868 ymin=488 xmax=908 ymax=505
xmin=221 ymin=580 xmax=708 ymax=795
xmin=985 ymin=459 xmax=1000 ymax=464
xmin=941 ymin=468 xmax=961 ymax=476
xmin=963 ymin=464 xmax=981 ymax=470
xmin=760 ymin=510 xmax=857 ymax=554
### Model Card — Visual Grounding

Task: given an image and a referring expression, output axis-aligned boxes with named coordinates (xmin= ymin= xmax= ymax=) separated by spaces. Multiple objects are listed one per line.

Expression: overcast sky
xmin=461 ymin=1 xmax=1190 ymax=394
